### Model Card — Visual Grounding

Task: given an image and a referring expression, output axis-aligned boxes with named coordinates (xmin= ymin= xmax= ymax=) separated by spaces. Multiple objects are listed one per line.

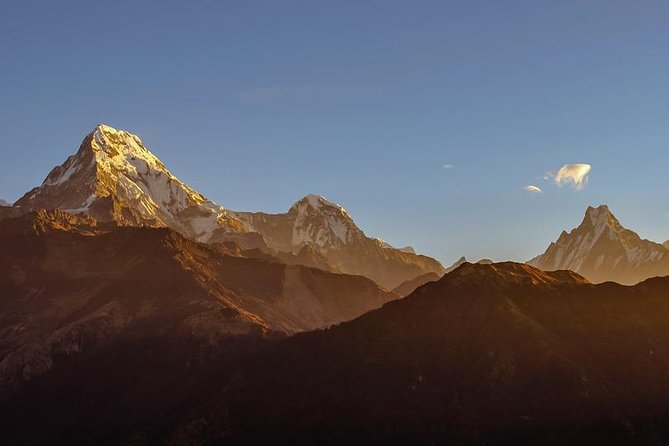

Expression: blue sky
xmin=1 ymin=1 xmax=668 ymax=264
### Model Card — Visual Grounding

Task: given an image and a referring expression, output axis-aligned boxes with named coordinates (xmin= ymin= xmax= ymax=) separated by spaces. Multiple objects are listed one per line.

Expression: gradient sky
xmin=1 ymin=1 xmax=668 ymax=265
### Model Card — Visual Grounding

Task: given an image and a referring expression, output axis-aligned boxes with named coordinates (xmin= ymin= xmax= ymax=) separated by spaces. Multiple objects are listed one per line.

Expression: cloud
xmin=524 ymin=185 xmax=543 ymax=194
xmin=443 ymin=163 xmax=455 ymax=169
xmin=553 ymin=163 xmax=592 ymax=190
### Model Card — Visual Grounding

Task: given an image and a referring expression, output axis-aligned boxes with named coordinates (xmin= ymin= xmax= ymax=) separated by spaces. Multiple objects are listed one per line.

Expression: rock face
xmin=237 ymin=195 xmax=445 ymax=289
xmin=179 ymin=262 xmax=669 ymax=444
xmin=529 ymin=205 xmax=669 ymax=285
xmin=13 ymin=124 xmax=251 ymax=244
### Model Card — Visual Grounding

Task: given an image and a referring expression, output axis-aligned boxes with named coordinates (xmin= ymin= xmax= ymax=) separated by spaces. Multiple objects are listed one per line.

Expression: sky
xmin=1 ymin=0 xmax=668 ymax=265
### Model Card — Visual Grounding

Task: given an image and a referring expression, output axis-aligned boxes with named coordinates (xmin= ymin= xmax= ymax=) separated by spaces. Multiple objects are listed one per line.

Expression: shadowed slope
xmin=0 ymin=210 xmax=396 ymax=444
xmin=178 ymin=262 xmax=669 ymax=444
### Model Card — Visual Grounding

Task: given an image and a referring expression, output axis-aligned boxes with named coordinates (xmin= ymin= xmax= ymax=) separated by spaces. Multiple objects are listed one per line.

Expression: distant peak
xmin=583 ymin=204 xmax=620 ymax=229
xmin=444 ymin=256 xmax=468 ymax=273
xmin=292 ymin=194 xmax=347 ymax=213
xmin=304 ymin=194 xmax=335 ymax=207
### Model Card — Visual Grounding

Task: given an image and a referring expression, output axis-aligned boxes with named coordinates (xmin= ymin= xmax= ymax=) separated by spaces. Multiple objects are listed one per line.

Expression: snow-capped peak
xmin=14 ymin=124 xmax=249 ymax=241
xmin=90 ymin=124 xmax=163 ymax=168
xmin=529 ymin=204 xmax=669 ymax=284
xmin=86 ymin=123 xmax=207 ymax=211
xmin=289 ymin=194 xmax=360 ymax=249
xmin=292 ymin=194 xmax=347 ymax=213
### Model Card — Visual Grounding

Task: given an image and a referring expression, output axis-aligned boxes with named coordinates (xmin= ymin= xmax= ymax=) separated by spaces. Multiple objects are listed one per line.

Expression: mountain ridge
xmin=175 ymin=261 xmax=669 ymax=444
xmin=237 ymin=194 xmax=445 ymax=289
xmin=3 ymin=125 xmax=445 ymax=288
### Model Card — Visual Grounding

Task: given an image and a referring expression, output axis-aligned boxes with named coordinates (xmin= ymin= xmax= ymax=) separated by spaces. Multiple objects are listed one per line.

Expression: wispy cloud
xmin=552 ymin=163 xmax=592 ymax=190
xmin=524 ymin=185 xmax=543 ymax=194
xmin=443 ymin=163 xmax=455 ymax=170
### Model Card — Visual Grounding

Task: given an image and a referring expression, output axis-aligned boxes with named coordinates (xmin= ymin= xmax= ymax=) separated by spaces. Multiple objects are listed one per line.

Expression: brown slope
xmin=0 ymin=210 xmax=396 ymax=443
xmin=181 ymin=262 xmax=669 ymax=444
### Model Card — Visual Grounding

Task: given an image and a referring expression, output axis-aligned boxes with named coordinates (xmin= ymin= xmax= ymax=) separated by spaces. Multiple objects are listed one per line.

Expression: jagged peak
xmin=583 ymin=204 xmax=618 ymax=225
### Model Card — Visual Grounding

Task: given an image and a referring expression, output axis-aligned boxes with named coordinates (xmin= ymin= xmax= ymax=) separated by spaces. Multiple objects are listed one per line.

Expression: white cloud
xmin=553 ymin=163 xmax=592 ymax=190
xmin=443 ymin=163 xmax=455 ymax=169
xmin=524 ymin=185 xmax=543 ymax=194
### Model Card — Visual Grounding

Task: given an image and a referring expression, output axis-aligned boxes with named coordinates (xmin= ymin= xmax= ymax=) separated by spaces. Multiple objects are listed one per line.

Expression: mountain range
xmin=2 ymin=124 xmax=444 ymax=289
xmin=4 ymin=125 xmax=669 ymax=444
xmin=237 ymin=195 xmax=445 ymax=289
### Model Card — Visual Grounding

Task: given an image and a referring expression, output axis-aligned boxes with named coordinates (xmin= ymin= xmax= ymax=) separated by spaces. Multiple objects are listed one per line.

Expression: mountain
xmin=0 ymin=199 xmax=9 ymax=207
xmin=11 ymin=124 xmax=257 ymax=246
xmin=176 ymin=262 xmax=669 ymax=444
xmin=529 ymin=205 xmax=669 ymax=285
xmin=0 ymin=209 xmax=396 ymax=443
xmin=664 ymin=240 xmax=669 ymax=250
xmin=237 ymin=194 xmax=445 ymax=289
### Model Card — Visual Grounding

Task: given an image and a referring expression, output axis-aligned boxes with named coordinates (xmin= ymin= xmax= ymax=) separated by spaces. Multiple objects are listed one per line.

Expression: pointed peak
xmin=88 ymin=123 xmax=137 ymax=143
xmin=93 ymin=123 xmax=119 ymax=133
xmin=583 ymin=204 xmax=620 ymax=229
xmin=444 ymin=256 xmax=468 ymax=273
xmin=585 ymin=204 xmax=611 ymax=216
xmin=83 ymin=124 xmax=159 ymax=166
